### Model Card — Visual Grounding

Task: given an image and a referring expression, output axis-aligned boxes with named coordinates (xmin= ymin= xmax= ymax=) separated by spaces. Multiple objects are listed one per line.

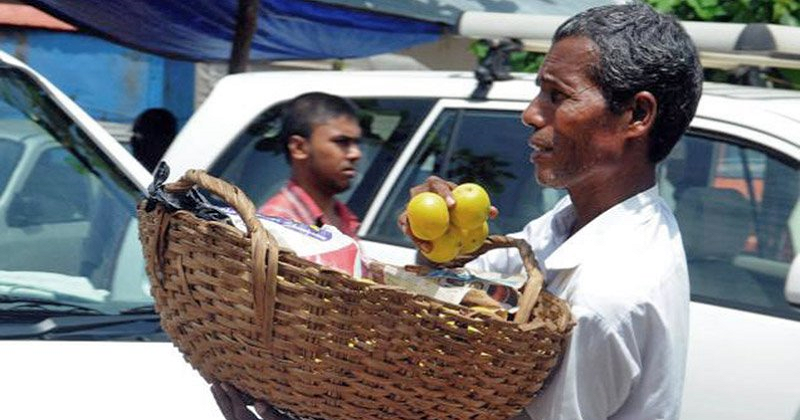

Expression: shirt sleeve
xmin=526 ymin=308 xmax=642 ymax=420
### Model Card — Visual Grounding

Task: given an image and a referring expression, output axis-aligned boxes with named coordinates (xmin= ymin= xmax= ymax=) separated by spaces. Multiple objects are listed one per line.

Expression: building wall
xmin=0 ymin=29 xmax=194 ymax=141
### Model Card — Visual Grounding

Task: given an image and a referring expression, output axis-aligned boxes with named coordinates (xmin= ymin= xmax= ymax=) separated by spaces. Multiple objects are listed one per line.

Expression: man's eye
xmin=549 ymin=90 xmax=565 ymax=103
xmin=335 ymin=137 xmax=358 ymax=146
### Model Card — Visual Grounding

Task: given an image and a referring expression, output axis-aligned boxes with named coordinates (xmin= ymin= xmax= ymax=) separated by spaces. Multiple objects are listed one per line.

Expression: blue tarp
xmin=321 ymin=0 xmax=620 ymax=25
xmin=25 ymin=0 xmax=445 ymax=61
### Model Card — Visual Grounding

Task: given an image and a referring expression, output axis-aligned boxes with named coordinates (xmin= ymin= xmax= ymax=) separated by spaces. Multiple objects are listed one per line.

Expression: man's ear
xmin=287 ymin=135 xmax=310 ymax=161
xmin=627 ymin=91 xmax=657 ymax=138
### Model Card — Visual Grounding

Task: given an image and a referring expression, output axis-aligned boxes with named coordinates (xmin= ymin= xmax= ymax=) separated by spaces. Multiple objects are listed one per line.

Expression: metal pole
xmin=229 ymin=0 xmax=259 ymax=74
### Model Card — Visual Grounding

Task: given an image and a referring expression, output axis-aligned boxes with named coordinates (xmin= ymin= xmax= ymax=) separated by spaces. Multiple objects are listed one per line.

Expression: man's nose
xmin=348 ymin=143 xmax=362 ymax=161
xmin=521 ymin=96 xmax=546 ymax=129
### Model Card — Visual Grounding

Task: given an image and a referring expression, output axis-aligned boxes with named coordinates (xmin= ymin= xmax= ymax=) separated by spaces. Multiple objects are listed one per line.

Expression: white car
xmin=165 ymin=70 xmax=800 ymax=420
xmin=0 ymin=51 xmax=224 ymax=420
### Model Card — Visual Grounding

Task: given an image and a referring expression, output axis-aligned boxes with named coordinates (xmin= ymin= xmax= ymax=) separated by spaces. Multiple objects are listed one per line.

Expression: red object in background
xmin=0 ymin=3 xmax=76 ymax=31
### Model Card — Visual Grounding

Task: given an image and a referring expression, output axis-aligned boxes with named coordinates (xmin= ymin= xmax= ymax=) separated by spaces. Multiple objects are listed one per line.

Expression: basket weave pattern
xmin=138 ymin=170 xmax=573 ymax=420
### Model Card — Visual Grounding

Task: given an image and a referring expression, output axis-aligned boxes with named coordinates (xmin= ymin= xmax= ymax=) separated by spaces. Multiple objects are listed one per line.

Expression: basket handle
xmin=442 ymin=235 xmax=544 ymax=324
xmin=164 ymin=170 xmax=278 ymax=347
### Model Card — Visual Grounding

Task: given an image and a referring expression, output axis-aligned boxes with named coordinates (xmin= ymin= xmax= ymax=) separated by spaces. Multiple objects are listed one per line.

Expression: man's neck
xmin=291 ymin=175 xmax=337 ymax=218
xmin=567 ymin=166 xmax=655 ymax=233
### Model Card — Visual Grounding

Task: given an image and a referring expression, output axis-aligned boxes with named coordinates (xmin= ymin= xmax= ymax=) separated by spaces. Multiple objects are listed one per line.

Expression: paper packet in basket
xmin=222 ymin=208 xmax=362 ymax=277
xmin=367 ymin=260 xmax=526 ymax=316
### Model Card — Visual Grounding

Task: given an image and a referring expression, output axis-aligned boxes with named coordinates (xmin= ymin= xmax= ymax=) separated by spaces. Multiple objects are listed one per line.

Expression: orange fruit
xmin=450 ymin=183 xmax=491 ymax=230
xmin=407 ymin=192 xmax=450 ymax=240
xmin=422 ymin=227 xmax=463 ymax=263
xmin=459 ymin=221 xmax=489 ymax=253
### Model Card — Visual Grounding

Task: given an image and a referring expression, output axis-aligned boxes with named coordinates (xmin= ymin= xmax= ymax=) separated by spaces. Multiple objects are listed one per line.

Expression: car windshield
xmin=0 ymin=64 xmax=151 ymax=319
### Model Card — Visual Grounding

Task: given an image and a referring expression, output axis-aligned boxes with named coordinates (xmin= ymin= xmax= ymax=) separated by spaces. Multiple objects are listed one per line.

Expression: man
xmin=212 ymin=3 xmax=702 ymax=420
xmin=403 ymin=3 xmax=701 ymax=420
xmin=257 ymin=92 xmax=363 ymax=238
xmin=131 ymin=107 xmax=178 ymax=172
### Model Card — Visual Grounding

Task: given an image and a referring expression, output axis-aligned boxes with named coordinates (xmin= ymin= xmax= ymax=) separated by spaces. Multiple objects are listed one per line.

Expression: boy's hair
xmin=280 ymin=92 xmax=359 ymax=161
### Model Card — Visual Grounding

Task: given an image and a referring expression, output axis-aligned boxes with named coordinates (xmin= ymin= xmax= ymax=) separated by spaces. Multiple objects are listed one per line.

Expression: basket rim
xmin=141 ymin=201 xmax=574 ymax=334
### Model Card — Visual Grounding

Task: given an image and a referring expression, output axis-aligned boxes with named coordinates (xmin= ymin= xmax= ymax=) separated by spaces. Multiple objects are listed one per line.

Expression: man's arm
xmin=526 ymin=309 xmax=640 ymax=420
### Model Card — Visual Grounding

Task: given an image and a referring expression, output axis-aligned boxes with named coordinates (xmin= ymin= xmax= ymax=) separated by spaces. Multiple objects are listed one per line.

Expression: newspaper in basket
xmin=138 ymin=169 xmax=574 ymax=420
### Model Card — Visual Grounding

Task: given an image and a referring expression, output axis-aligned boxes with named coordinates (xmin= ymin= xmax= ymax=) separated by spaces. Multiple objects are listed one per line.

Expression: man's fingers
xmin=426 ymin=177 xmax=456 ymax=207
xmin=220 ymin=382 xmax=259 ymax=420
xmin=397 ymin=211 xmax=409 ymax=232
xmin=254 ymin=402 xmax=282 ymax=420
xmin=409 ymin=184 xmax=427 ymax=198
xmin=398 ymin=211 xmax=433 ymax=253
xmin=211 ymin=382 xmax=237 ymax=420
xmin=409 ymin=176 xmax=457 ymax=207
xmin=489 ymin=206 xmax=499 ymax=219
xmin=412 ymin=236 xmax=433 ymax=253
xmin=253 ymin=403 xmax=271 ymax=419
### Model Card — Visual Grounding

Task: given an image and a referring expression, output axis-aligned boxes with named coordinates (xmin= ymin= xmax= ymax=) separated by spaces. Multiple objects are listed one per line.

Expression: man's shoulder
xmin=258 ymin=189 xmax=302 ymax=220
xmin=260 ymin=192 xmax=287 ymax=211
xmin=572 ymin=237 xmax=688 ymax=324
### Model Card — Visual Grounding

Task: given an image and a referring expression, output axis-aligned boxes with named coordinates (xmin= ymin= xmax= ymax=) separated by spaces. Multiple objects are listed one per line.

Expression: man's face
xmin=521 ymin=36 xmax=629 ymax=190
xmin=306 ymin=115 xmax=363 ymax=195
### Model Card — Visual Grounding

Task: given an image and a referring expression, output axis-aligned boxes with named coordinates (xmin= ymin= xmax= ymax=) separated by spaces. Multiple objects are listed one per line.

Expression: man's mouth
xmin=342 ymin=168 xmax=357 ymax=178
xmin=530 ymin=138 xmax=554 ymax=162
xmin=531 ymin=143 xmax=553 ymax=153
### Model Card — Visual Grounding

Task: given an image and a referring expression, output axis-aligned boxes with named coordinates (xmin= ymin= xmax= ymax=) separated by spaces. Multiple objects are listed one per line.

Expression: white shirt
xmin=468 ymin=186 xmax=690 ymax=420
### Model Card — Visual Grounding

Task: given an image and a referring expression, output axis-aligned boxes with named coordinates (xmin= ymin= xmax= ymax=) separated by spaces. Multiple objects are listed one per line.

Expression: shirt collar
xmin=285 ymin=179 xmax=324 ymax=222
xmin=285 ymin=179 xmax=361 ymax=234
xmin=544 ymin=185 xmax=662 ymax=270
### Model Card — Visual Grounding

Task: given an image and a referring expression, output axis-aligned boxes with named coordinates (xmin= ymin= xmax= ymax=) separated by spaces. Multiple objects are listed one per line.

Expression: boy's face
xmin=305 ymin=115 xmax=363 ymax=195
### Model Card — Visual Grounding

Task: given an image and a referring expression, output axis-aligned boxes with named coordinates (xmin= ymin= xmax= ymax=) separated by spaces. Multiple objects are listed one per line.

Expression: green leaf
xmin=779 ymin=13 xmax=800 ymax=25
xmin=646 ymin=0 xmax=682 ymax=12
xmin=469 ymin=41 xmax=489 ymax=60
xmin=686 ymin=0 xmax=724 ymax=20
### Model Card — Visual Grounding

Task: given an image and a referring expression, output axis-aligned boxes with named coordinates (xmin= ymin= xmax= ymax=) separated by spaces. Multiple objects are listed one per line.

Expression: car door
xmin=0 ymin=55 xmax=225 ymax=420
xmin=658 ymin=121 xmax=800 ymax=420
xmin=361 ymin=101 xmax=800 ymax=420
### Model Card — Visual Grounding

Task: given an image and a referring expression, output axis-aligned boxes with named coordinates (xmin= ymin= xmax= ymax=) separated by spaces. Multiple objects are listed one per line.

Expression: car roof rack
xmin=458 ymin=11 xmax=800 ymax=73
xmin=470 ymin=38 xmax=522 ymax=100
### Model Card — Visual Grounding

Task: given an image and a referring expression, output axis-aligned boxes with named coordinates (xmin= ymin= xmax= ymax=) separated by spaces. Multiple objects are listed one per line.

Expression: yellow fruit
xmin=450 ymin=183 xmax=491 ymax=230
xmin=407 ymin=192 xmax=450 ymax=240
xmin=459 ymin=221 xmax=489 ymax=253
xmin=422 ymin=227 xmax=462 ymax=263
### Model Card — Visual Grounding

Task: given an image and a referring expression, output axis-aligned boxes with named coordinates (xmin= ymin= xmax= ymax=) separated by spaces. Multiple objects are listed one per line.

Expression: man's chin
xmin=331 ymin=182 xmax=351 ymax=195
xmin=535 ymin=172 xmax=564 ymax=189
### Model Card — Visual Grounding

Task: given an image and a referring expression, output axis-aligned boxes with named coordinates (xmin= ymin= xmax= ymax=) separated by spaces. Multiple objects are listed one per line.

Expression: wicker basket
xmin=138 ymin=170 xmax=573 ymax=420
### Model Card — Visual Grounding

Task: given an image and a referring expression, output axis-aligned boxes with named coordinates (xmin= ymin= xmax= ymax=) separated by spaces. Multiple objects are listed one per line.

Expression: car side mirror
xmin=6 ymin=193 xmax=43 ymax=228
xmin=786 ymin=254 xmax=800 ymax=308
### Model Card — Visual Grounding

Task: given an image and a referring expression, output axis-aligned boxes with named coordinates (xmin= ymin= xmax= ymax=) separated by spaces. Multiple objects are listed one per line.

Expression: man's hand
xmin=397 ymin=176 xmax=498 ymax=253
xmin=211 ymin=381 xmax=284 ymax=420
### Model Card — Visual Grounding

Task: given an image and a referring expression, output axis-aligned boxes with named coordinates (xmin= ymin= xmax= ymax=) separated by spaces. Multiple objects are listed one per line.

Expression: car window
xmin=659 ymin=132 xmax=800 ymax=321
xmin=0 ymin=66 xmax=148 ymax=314
xmin=0 ymin=138 xmax=22 ymax=192
xmin=365 ymin=107 xmax=800 ymax=321
xmin=208 ymin=98 xmax=435 ymax=219
xmin=366 ymin=107 xmax=567 ymax=246
xmin=12 ymin=147 xmax=91 ymax=224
